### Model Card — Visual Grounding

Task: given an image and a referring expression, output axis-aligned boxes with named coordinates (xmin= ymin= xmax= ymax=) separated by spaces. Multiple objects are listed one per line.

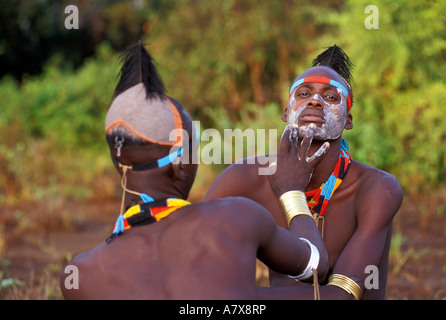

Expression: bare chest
xmin=250 ymin=176 xmax=357 ymax=270
xmin=316 ymin=195 xmax=357 ymax=268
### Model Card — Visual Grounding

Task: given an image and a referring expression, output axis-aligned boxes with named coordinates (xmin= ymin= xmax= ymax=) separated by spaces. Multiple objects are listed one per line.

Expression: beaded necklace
xmin=306 ymin=139 xmax=352 ymax=237
xmin=106 ymin=198 xmax=191 ymax=243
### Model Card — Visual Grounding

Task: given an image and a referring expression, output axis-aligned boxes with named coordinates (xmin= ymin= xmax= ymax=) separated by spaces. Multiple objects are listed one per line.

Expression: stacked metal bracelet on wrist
xmin=327 ymin=274 xmax=363 ymax=300
xmin=279 ymin=190 xmax=315 ymax=227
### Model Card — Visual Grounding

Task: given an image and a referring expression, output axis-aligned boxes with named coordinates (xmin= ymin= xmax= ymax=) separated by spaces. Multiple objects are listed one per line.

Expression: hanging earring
xmin=115 ymin=136 xmax=125 ymax=157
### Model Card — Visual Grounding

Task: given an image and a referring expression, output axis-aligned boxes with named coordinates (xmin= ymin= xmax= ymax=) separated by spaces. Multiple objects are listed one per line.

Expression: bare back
xmin=61 ymin=196 xmax=315 ymax=300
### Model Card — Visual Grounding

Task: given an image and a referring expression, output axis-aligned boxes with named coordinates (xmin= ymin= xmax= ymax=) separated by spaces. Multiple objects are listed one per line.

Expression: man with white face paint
xmin=204 ymin=45 xmax=403 ymax=299
xmin=61 ymin=42 xmax=331 ymax=300
xmin=287 ymin=77 xmax=349 ymax=141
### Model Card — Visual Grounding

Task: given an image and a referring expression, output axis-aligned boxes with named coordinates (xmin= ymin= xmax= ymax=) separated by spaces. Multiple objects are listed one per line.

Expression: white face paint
xmin=286 ymin=85 xmax=348 ymax=140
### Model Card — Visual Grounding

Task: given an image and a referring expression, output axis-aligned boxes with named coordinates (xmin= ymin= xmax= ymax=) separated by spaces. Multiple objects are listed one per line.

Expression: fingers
xmin=291 ymin=126 xmax=298 ymax=147
xmin=279 ymin=125 xmax=292 ymax=154
xmin=299 ymin=123 xmax=315 ymax=160
xmin=280 ymin=124 xmax=299 ymax=154
xmin=281 ymin=123 xmax=330 ymax=164
xmin=306 ymin=142 xmax=330 ymax=163
xmin=299 ymin=123 xmax=330 ymax=164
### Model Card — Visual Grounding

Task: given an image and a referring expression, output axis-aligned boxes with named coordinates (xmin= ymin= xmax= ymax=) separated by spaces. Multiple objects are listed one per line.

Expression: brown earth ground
xmin=0 ymin=191 xmax=445 ymax=300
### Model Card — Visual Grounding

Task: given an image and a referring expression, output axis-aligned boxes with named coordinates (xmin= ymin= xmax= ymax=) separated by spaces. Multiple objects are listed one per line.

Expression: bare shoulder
xmin=352 ymin=160 xmax=403 ymax=224
xmin=353 ymin=160 xmax=403 ymax=199
xmin=60 ymin=244 xmax=103 ymax=299
xmin=200 ymin=196 xmax=271 ymax=222
xmin=203 ymin=155 xmax=274 ymax=200
xmin=196 ymin=196 xmax=275 ymax=238
xmin=222 ymin=155 xmax=272 ymax=180
xmin=68 ymin=246 xmax=101 ymax=270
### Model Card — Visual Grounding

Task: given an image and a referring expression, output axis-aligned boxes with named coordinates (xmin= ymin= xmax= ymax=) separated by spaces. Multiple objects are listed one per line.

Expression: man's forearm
xmin=257 ymin=282 xmax=355 ymax=300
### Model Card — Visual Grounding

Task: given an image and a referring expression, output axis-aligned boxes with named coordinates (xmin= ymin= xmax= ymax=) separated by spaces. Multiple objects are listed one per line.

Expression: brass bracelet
xmin=279 ymin=190 xmax=314 ymax=227
xmin=327 ymin=274 xmax=363 ymax=300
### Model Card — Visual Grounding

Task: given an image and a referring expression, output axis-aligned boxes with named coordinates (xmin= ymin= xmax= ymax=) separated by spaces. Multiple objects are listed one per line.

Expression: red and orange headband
xmin=289 ymin=76 xmax=352 ymax=111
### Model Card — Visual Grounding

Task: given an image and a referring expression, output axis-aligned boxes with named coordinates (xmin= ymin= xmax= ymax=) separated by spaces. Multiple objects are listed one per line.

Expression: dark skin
xmin=203 ymin=66 xmax=404 ymax=299
xmin=60 ymin=121 xmax=329 ymax=299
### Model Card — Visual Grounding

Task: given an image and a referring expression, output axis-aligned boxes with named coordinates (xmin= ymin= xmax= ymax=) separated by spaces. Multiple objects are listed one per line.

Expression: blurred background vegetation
xmin=0 ymin=0 xmax=445 ymax=299
xmin=1 ymin=0 xmax=445 ymax=204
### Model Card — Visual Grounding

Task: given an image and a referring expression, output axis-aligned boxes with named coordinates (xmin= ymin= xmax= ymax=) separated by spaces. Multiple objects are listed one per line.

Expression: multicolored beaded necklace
xmin=305 ymin=139 xmax=352 ymax=237
xmin=106 ymin=198 xmax=191 ymax=243
xmin=106 ymin=142 xmax=192 ymax=244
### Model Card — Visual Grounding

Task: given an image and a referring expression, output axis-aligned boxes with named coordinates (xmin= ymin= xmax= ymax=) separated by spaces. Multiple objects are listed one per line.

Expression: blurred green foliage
xmin=0 ymin=0 xmax=445 ymax=203
xmin=327 ymin=0 xmax=446 ymax=191
xmin=0 ymin=43 xmax=118 ymax=202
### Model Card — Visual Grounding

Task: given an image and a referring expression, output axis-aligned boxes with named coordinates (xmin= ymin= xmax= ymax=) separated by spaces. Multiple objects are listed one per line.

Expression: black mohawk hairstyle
xmin=311 ymin=44 xmax=354 ymax=87
xmin=113 ymin=41 xmax=166 ymax=99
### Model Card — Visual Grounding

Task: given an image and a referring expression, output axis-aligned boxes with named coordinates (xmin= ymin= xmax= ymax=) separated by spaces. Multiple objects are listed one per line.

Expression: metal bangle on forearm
xmin=279 ymin=190 xmax=314 ymax=227
xmin=288 ymin=238 xmax=320 ymax=281
xmin=327 ymin=274 xmax=363 ymax=300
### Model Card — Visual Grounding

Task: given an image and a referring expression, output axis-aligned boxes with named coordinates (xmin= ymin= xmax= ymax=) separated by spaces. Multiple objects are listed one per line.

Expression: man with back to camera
xmin=204 ymin=45 xmax=404 ymax=299
xmin=60 ymin=42 xmax=330 ymax=299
